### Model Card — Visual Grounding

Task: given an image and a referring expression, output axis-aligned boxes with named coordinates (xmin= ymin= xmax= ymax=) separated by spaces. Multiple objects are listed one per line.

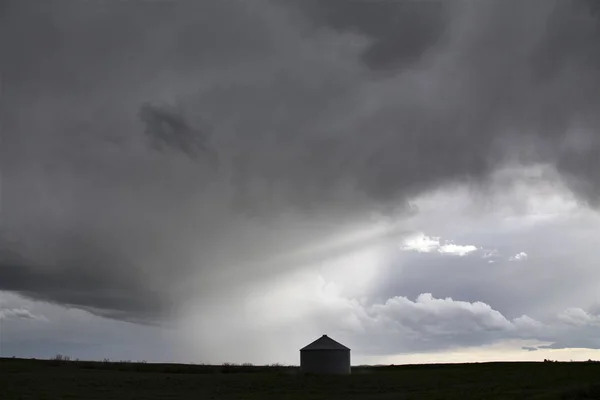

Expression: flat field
xmin=1 ymin=357 xmax=599 ymax=399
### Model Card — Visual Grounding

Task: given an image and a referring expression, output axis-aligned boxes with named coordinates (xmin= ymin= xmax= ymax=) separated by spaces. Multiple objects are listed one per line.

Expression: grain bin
xmin=300 ymin=334 xmax=350 ymax=375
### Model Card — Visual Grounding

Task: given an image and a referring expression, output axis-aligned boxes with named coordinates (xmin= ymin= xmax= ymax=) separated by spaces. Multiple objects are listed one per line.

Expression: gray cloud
xmin=138 ymin=102 xmax=218 ymax=164
xmin=301 ymin=292 xmax=600 ymax=356
xmin=290 ymin=0 xmax=449 ymax=70
xmin=1 ymin=0 xmax=600 ymax=324
xmin=522 ymin=346 xmax=539 ymax=351
xmin=0 ymin=307 xmax=46 ymax=321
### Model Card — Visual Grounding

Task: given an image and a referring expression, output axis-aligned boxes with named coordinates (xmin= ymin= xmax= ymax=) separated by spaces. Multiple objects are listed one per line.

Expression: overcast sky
xmin=1 ymin=0 xmax=600 ymax=365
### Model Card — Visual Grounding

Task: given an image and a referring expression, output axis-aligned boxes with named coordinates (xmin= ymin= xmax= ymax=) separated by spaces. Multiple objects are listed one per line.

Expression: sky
xmin=1 ymin=0 xmax=600 ymax=365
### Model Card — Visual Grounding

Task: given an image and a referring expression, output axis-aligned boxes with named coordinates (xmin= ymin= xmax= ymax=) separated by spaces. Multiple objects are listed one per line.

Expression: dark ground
xmin=1 ymin=357 xmax=600 ymax=399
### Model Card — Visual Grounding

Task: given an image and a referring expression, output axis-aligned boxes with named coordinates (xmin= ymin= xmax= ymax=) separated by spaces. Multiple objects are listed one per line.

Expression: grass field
xmin=2 ymin=357 xmax=600 ymax=399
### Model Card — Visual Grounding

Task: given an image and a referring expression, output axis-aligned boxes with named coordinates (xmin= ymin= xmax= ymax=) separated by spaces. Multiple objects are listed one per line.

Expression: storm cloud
xmin=1 ymin=0 xmax=600 ymax=334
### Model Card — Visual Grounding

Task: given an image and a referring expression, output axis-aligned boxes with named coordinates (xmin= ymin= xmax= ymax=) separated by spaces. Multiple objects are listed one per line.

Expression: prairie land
xmin=1 ymin=357 xmax=599 ymax=399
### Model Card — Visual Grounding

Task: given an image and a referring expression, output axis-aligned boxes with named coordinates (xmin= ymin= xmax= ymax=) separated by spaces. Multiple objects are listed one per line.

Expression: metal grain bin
xmin=300 ymin=334 xmax=351 ymax=375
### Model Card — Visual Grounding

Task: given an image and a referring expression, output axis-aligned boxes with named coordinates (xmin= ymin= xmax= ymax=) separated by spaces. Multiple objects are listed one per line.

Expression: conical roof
xmin=300 ymin=335 xmax=350 ymax=351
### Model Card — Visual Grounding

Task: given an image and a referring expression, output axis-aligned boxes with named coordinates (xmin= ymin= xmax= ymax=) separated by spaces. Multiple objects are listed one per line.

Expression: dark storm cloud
xmin=1 ymin=0 xmax=600 ymax=322
xmin=0 ymin=244 xmax=164 ymax=321
xmin=139 ymin=103 xmax=217 ymax=164
xmin=290 ymin=0 xmax=448 ymax=70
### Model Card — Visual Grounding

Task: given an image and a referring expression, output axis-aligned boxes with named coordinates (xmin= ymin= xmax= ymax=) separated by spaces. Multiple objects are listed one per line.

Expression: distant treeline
xmin=1 ymin=356 xmax=298 ymax=375
xmin=2 ymin=356 xmax=599 ymax=376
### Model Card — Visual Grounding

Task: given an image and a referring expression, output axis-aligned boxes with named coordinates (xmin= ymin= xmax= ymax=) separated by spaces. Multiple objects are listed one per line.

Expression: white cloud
xmin=402 ymin=233 xmax=478 ymax=257
xmin=438 ymin=243 xmax=478 ymax=256
xmin=510 ymin=252 xmax=528 ymax=261
xmin=370 ymin=293 xmax=515 ymax=336
xmin=357 ymin=296 xmax=600 ymax=356
xmin=402 ymin=233 xmax=440 ymax=253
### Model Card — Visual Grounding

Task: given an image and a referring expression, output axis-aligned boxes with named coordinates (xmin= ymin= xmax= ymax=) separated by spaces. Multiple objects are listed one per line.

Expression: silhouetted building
xmin=300 ymin=334 xmax=351 ymax=374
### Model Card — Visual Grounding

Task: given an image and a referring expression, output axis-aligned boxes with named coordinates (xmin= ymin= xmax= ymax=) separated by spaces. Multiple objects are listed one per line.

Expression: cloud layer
xmin=1 ymin=0 xmax=600 ymax=330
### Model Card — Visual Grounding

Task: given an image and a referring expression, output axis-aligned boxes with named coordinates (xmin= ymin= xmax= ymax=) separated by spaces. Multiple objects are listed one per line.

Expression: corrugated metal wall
xmin=300 ymin=349 xmax=351 ymax=374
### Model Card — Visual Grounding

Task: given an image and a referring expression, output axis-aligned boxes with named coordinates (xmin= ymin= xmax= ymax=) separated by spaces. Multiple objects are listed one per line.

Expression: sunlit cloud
xmin=402 ymin=233 xmax=479 ymax=257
